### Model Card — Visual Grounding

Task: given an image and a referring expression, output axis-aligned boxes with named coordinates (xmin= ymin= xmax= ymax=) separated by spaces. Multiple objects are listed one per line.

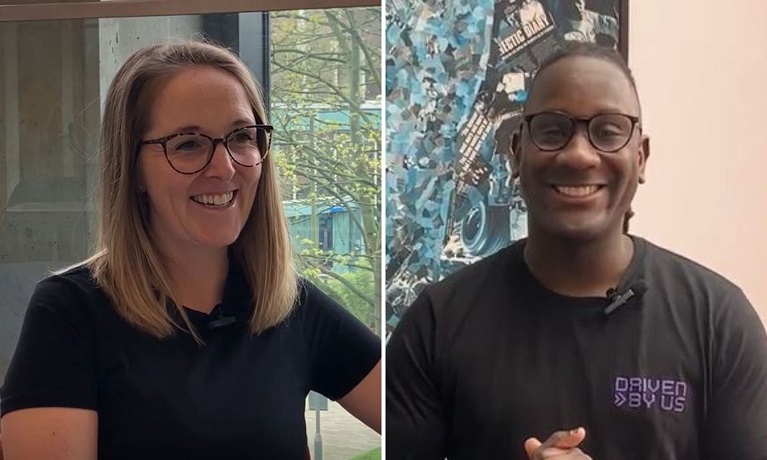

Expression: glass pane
xmin=270 ymin=7 xmax=382 ymax=459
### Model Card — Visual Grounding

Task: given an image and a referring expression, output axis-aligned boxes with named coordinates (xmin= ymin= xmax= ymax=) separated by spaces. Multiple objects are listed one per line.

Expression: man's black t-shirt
xmin=386 ymin=237 xmax=767 ymax=459
xmin=1 ymin=260 xmax=380 ymax=459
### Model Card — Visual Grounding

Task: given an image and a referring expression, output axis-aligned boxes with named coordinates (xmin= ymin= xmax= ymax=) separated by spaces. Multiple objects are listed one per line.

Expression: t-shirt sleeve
xmin=386 ymin=288 xmax=447 ymax=460
xmin=0 ymin=275 xmax=98 ymax=416
xmin=700 ymin=287 xmax=767 ymax=460
xmin=302 ymin=281 xmax=381 ymax=401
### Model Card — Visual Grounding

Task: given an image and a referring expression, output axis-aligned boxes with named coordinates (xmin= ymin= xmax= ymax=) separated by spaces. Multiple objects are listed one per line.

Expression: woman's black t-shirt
xmin=1 ymin=261 xmax=380 ymax=459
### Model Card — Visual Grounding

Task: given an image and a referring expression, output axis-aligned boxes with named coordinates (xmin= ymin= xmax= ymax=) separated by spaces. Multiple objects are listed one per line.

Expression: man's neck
xmin=524 ymin=229 xmax=634 ymax=298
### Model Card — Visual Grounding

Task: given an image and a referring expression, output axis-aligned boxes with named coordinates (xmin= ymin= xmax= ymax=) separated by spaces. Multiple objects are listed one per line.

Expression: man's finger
xmin=524 ymin=437 xmax=542 ymax=457
xmin=541 ymin=427 xmax=587 ymax=450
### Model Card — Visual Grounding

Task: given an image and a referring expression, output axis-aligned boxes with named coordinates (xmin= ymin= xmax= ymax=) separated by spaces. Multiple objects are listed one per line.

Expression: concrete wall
xmin=98 ymin=15 xmax=203 ymax=106
xmin=2 ymin=24 xmax=19 ymax=211
xmin=0 ymin=14 xmax=204 ymax=381
xmin=0 ymin=20 xmax=93 ymax=265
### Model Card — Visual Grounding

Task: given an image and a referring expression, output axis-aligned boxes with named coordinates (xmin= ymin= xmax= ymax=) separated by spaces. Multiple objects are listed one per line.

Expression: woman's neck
xmin=153 ymin=234 xmax=229 ymax=314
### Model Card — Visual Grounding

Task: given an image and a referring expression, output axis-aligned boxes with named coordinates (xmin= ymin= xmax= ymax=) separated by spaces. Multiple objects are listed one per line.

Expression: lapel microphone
xmin=207 ymin=303 xmax=237 ymax=330
xmin=603 ymin=280 xmax=648 ymax=316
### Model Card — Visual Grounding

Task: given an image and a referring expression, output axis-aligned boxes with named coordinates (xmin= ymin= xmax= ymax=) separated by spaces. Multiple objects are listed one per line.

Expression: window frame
xmin=0 ymin=0 xmax=379 ymax=22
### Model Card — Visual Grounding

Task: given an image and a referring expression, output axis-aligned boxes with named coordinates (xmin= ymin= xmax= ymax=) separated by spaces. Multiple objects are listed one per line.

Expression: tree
xmin=269 ymin=8 xmax=382 ymax=333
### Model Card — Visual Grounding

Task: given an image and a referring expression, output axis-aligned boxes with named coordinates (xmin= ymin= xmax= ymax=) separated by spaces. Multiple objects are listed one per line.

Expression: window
xmin=271 ymin=8 xmax=382 ymax=335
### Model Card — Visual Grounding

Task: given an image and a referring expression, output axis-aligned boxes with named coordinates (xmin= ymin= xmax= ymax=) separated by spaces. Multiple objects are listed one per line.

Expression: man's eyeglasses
xmin=523 ymin=111 xmax=640 ymax=153
xmin=140 ymin=124 xmax=273 ymax=175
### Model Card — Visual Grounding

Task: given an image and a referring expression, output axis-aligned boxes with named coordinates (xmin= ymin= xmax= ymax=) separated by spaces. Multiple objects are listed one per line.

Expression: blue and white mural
xmin=385 ymin=0 xmax=623 ymax=328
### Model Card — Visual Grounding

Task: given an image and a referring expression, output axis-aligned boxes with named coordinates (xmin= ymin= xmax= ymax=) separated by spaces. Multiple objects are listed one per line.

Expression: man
xmin=386 ymin=42 xmax=767 ymax=459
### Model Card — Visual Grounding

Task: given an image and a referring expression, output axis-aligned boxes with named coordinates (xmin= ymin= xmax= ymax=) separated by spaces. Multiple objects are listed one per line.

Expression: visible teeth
xmin=554 ymin=185 xmax=599 ymax=197
xmin=191 ymin=191 xmax=234 ymax=206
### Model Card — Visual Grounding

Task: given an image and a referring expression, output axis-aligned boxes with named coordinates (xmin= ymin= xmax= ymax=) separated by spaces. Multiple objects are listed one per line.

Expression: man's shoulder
xmin=432 ymin=241 xmax=522 ymax=291
xmin=640 ymin=237 xmax=744 ymax=300
xmin=412 ymin=241 xmax=526 ymax=324
xmin=644 ymin=238 xmax=735 ymax=281
xmin=393 ymin=242 xmax=526 ymax=359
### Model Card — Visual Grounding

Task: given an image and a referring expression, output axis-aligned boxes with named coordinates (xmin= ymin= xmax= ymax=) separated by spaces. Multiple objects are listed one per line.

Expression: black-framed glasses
xmin=523 ymin=111 xmax=640 ymax=153
xmin=140 ymin=124 xmax=273 ymax=175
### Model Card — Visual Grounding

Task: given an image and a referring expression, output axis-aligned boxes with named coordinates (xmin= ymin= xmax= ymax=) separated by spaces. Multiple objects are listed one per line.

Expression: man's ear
xmin=638 ymin=134 xmax=650 ymax=184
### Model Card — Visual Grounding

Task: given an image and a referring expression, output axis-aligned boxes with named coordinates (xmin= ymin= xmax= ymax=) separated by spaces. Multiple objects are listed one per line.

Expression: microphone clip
xmin=206 ymin=303 xmax=238 ymax=330
xmin=207 ymin=315 xmax=236 ymax=330
xmin=602 ymin=281 xmax=648 ymax=316
xmin=603 ymin=288 xmax=637 ymax=316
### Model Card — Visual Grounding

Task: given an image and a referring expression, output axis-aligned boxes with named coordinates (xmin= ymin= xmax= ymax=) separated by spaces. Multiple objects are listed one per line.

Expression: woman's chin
xmin=192 ymin=232 xmax=242 ymax=251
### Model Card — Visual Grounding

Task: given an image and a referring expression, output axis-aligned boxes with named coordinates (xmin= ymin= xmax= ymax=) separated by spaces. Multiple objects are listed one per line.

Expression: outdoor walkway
xmin=305 ymin=400 xmax=380 ymax=459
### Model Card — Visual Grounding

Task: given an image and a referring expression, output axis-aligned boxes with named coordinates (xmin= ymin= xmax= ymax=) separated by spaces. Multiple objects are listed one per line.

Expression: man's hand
xmin=524 ymin=427 xmax=592 ymax=459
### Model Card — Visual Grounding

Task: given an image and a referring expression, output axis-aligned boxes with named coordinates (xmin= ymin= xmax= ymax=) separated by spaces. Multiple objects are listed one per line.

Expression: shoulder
xmin=641 ymin=238 xmax=742 ymax=296
xmin=638 ymin=237 xmax=755 ymax=322
xmin=294 ymin=278 xmax=336 ymax=311
xmin=289 ymin=277 xmax=357 ymax=325
xmin=27 ymin=264 xmax=107 ymax=324
xmin=291 ymin=277 xmax=379 ymax=353
xmin=421 ymin=241 xmax=524 ymax=311
xmin=45 ymin=263 xmax=99 ymax=290
xmin=397 ymin=242 xmax=524 ymax=344
xmin=297 ymin=277 xmax=327 ymax=300
xmin=43 ymin=263 xmax=106 ymax=300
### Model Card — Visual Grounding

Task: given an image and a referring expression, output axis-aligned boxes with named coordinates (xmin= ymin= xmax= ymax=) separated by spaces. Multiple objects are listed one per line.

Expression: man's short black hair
xmin=525 ymin=41 xmax=639 ymax=116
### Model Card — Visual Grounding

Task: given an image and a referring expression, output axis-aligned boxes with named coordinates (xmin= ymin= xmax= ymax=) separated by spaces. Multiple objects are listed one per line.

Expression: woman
xmin=0 ymin=41 xmax=381 ymax=459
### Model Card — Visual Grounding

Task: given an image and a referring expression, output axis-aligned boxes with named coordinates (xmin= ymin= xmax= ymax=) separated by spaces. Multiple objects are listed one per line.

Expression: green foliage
xmin=270 ymin=8 xmax=382 ymax=334
xmin=348 ymin=447 xmax=382 ymax=460
xmin=270 ymin=8 xmax=381 ymax=107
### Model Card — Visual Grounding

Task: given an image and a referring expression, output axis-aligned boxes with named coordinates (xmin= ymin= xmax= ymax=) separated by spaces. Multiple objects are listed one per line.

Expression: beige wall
xmin=629 ymin=1 xmax=767 ymax=321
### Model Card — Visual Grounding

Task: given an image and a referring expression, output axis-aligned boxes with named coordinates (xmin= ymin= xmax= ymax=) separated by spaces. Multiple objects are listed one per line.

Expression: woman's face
xmin=138 ymin=65 xmax=262 ymax=256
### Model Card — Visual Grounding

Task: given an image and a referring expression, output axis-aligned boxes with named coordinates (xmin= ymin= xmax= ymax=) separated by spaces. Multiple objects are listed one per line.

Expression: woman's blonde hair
xmin=85 ymin=40 xmax=297 ymax=340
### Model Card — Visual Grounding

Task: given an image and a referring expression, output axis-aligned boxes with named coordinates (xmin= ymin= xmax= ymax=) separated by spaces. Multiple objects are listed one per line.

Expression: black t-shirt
xmin=386 ymin=237 xmax=767 ymax=460
xmin=1 ymin=261 xmax=380 ymax=459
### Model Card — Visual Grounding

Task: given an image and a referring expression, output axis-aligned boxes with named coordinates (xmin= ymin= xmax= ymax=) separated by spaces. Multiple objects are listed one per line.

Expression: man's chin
xmin=539 ymin=219 xmax=613 ymax=243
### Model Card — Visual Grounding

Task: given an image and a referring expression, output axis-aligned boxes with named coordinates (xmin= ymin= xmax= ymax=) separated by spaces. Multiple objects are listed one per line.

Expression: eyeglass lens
xmin=528 ymin=112 xmax=634 ymax=152
xmin=165 ymin=126 xmax=270 ymax=173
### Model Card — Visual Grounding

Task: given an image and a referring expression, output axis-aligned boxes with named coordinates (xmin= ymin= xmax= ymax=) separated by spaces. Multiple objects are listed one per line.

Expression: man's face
xmin=512 ymin=56 xmax=649 ymax=243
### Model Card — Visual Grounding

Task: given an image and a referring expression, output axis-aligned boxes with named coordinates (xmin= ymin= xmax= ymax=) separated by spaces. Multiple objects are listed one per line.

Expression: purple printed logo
xmin=613 ymin=376 xmax=688 ymax=412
